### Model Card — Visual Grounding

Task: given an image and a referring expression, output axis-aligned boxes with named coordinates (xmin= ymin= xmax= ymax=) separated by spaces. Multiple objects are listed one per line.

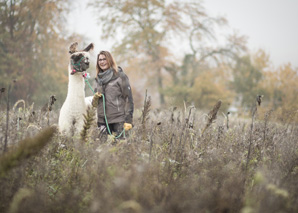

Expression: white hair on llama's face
xmin=69 ymin=42 xmax=94 ymax=75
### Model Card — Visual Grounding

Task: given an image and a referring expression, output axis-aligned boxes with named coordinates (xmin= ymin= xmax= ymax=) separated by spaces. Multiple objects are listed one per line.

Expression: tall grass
xmin=0 ymin=98 xmax=297 ymax=213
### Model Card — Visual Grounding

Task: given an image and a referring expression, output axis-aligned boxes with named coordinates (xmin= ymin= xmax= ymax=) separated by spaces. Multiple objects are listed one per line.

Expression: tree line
xmin=1 ymin=0 xmax=297 ymax=118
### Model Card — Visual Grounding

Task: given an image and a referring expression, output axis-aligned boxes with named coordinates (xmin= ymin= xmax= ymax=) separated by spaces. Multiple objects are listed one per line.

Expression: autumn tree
xmin=259 ymin=63 xmax=298 ymax=118
xmin=91 ymin=0 xmax=245 ymax=106
xmin=164 ymin=31 xmax=247 ymax=109
xmin=165 ymin=64 xmax=234 ymax=111
xmin=0 ymin=0 xmax=72 ymax=106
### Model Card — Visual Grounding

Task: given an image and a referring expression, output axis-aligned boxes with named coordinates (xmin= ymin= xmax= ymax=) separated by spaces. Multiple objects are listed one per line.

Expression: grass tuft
xmin=0 ymin=126 xmax=57 ymax=177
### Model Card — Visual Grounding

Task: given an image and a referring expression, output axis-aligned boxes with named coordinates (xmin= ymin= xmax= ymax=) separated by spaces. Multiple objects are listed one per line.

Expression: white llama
xmin=58 ymin=42 xmax=94 ymax=136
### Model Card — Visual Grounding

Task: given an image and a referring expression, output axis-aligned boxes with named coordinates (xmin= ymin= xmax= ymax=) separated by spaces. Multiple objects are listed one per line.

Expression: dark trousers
xmin=97 ymin=122 xmax=124 ymax=138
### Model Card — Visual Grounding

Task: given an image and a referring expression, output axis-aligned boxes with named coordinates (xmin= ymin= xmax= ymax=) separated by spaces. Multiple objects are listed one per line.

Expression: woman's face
xmin=98 ymin=54 xmax=109 ymax=71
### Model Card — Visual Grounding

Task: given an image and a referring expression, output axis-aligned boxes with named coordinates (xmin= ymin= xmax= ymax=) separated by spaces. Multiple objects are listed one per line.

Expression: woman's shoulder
xmin=117 ymin=66 xmax=129 ymax=79
xmin=117 ymin=66 xmax=125 ymax=74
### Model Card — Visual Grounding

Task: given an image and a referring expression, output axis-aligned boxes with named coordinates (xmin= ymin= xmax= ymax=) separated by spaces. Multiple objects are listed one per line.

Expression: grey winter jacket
xmin=94 ymin=67 xmax=134 ymax=124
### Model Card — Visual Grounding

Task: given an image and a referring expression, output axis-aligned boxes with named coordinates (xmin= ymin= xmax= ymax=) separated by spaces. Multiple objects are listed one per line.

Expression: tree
xmin=165 ymin=65 xmax=234 ymax=111
xmin=259 ymin=63 xmax=298 ymax=113
xmin=0 ymin=0 xmax=72 ymax=106
xmin=231 ymin=52 xmax=265 ymax=108
xmin=163 ymin=32 xmax=246 ymax=107
xmin=91 ymin=0 xmax=242 ymax=106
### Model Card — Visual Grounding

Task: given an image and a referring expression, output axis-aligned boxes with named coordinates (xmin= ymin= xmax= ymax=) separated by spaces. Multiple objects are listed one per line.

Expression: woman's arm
xmin=119 ymin=68 xmax=134 ymax=124
xmin=123 ymin=74 xmax=134 ymax=124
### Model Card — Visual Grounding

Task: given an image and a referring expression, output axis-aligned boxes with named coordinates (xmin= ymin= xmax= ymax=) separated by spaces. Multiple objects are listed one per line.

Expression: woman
xmin=92 ymin=51 xmax=134 ymax=138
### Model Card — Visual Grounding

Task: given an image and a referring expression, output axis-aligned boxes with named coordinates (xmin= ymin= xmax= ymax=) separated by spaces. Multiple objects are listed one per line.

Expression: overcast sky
xmin=68 ymin=0 xmax=298 ymax=68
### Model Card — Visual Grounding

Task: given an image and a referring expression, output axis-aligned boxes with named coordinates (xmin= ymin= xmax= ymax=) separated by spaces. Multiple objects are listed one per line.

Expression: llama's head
xmin=69 ymin=42 xmax=94 ymax=75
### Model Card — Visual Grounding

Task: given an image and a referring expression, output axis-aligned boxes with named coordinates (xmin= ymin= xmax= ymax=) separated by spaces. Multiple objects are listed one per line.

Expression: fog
xmin=67 ymin=0 xmax=298 ymax=68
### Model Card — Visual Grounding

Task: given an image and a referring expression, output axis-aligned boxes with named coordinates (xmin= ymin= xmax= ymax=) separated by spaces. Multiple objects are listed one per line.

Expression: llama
xmin=58 ymin=42 xmax=94 ymax=136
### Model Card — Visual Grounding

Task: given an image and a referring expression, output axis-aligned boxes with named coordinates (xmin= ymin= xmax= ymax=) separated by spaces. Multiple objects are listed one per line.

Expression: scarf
xmin=97 ymin=68 xmax=113 ymax=86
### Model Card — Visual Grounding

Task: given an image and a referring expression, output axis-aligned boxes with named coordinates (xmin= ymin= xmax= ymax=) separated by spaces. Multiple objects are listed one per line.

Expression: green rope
xmin=102 ymin=94 xmax=125 ymax=139
xmin=85 ymin=78 xmax=95 ymax=94
xmin=85 ymin=78 xmax=125 ymax=139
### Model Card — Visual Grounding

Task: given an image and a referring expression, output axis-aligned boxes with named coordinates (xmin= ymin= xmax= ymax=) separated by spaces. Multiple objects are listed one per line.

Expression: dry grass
xmin=0 ymin=98 xmax=297 ymax=213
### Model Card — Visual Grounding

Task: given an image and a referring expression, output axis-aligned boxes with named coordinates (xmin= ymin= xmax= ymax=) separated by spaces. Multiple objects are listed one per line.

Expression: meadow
xmin=0 ymin=97 xmax=297 ymax=213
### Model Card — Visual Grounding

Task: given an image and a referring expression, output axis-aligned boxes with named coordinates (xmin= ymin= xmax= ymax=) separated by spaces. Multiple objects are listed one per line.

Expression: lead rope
xmin=84 ymin=77 xmax=125 ymax=139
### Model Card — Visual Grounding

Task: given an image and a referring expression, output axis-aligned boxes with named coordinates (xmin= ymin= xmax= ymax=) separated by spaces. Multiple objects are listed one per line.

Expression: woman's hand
xmin=91 ymin=92 xmax=102 ymax=107
xmin=123 ymin=123 xmax=132 ymax=131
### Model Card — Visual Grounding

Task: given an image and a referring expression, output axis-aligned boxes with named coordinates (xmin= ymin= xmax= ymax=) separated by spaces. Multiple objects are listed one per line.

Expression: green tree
xmin=0 ymin=0 xmax=72 ymax=106
xmin=231 ymin=53 xmax=264 ymax=108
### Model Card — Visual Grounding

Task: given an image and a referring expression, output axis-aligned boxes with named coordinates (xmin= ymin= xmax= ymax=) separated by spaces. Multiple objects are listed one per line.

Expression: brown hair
xmin=96 ymin=50 xmax=118 ymax=75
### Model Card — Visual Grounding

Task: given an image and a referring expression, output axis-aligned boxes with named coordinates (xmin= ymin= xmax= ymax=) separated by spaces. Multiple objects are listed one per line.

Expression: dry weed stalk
xmin=185 ymin=106 xmax=195 ymax=128
xmin=40 ymin=95 xmax=56 ymax=126
xmin=140 ymin=90 xmax=151 ymax=125
xmin=170 ymin=106 xmax=177 ymax=123
xmin=174 ymin=106 xmax=195 ymax=172
xmin=47 ymin=95 xmax=56 ymax=125
xmin=12 ymin=99 xmax=25 ymax=111
xmin=226 ymin=111 xmax=230 ymax=130
xmin=80 ymin=106 xmax=96 ymax=142
xmin=0 ymin=87 xmax=5 ymax=106
xmin=245 ymin=95 xmax=263 ymax=172
xmin=0 ymin=126 xmax=57 ymax=176
xmin=201 ymin=100 xmax=222 ymax=136
xmin=12 ymin=100 xmax=26 ymax=132
xmin=4 ymin=84 xmax=11 ymax=153
xmin=140 ymin=90 xmax=151 ymax=139
xmin=149 ymin=122 xmax=161 ymax=162
xmin=263 ymin=109 xmax=273 ymax=143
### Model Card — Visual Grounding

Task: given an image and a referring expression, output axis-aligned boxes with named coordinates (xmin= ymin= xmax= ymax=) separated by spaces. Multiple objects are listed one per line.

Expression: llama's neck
xmin=66 ymin=64 xmax=85 ymax=100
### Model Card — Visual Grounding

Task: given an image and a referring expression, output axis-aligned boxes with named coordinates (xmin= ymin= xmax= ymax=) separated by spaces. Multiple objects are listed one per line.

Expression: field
xmin=0 ymin=99 xmax=297 ymax=213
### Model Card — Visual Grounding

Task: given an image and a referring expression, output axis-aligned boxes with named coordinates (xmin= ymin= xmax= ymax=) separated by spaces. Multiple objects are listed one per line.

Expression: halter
xmin=70 ymin=56 xmax=85 ymax=75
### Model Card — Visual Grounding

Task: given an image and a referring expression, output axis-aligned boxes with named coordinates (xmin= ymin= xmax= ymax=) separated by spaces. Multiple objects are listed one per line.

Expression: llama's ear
xmin=69 ymin=42 xmax=78 ymax=54
xmin=83 ymin=43 xmax=94 ymax=52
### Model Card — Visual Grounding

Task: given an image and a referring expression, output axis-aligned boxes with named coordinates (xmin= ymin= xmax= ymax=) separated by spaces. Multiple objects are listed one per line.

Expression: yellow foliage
xmin=258 ymin=63 xmax=298 ymax=121
xmin=190 ymin=68 xmax=234 ymax=111
xmin=260 ymin=64 xmax=298 ymax=108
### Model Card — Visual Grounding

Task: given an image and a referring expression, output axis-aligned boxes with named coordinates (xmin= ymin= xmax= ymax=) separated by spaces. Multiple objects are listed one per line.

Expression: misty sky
xmin=68 ymin=0 xmax=298 ymax=68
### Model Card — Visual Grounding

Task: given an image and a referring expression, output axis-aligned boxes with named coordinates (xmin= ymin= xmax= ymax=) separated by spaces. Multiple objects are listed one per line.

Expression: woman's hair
xmin=96 ymin=50 xmax=118 ymax=75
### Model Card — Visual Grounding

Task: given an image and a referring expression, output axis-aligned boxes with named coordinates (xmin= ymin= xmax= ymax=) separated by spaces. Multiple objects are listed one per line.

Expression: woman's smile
xmin=98 ymin=56 xmax=109 ymax=71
